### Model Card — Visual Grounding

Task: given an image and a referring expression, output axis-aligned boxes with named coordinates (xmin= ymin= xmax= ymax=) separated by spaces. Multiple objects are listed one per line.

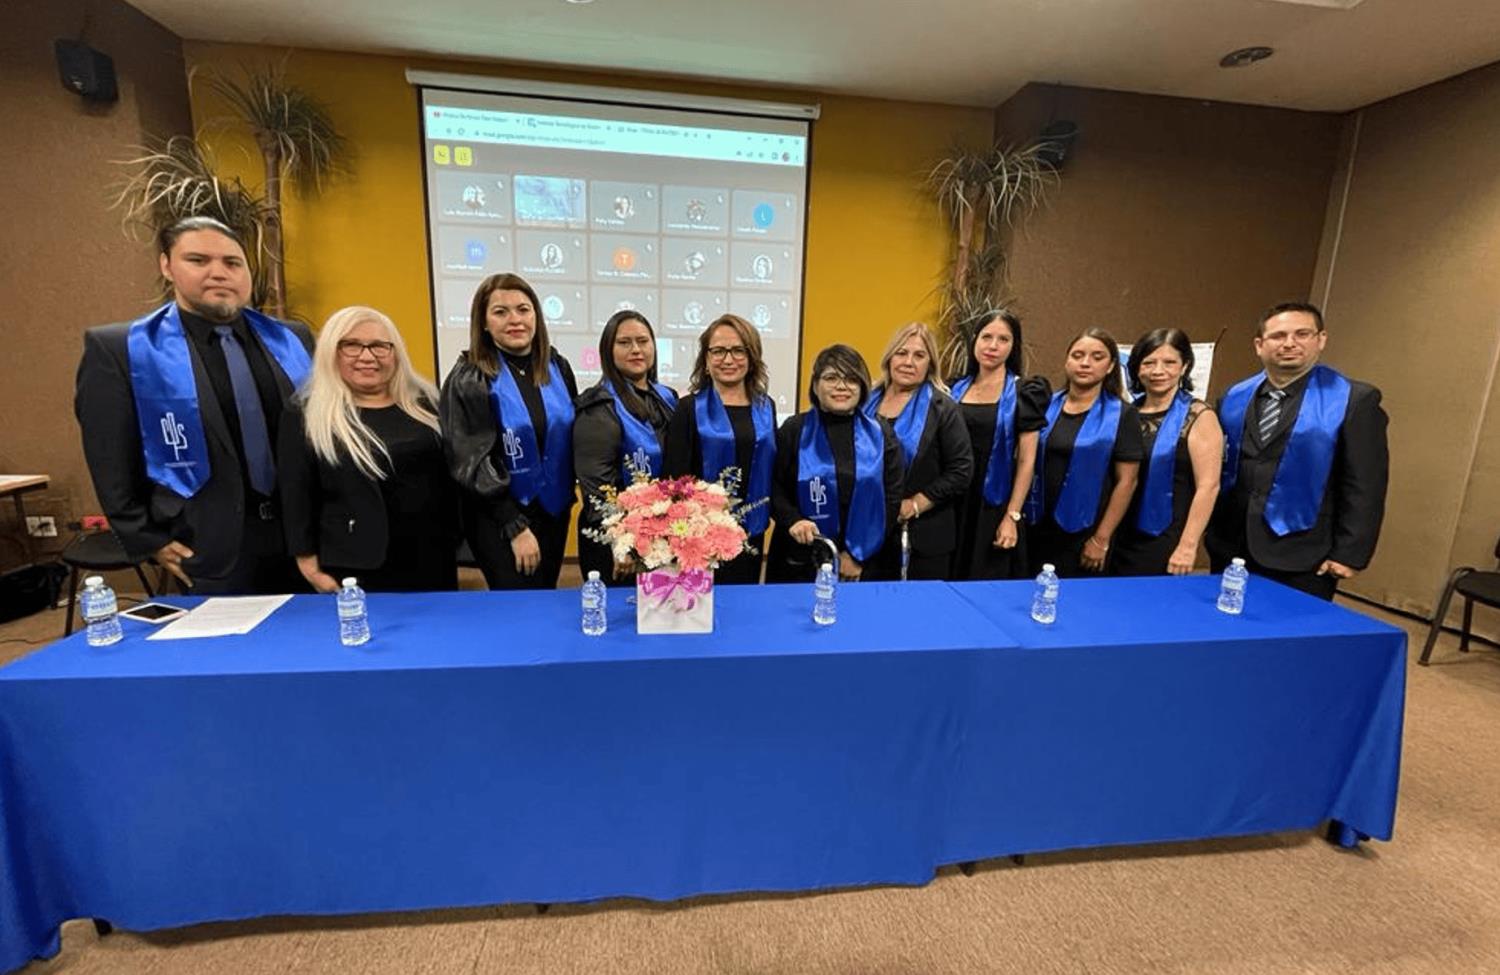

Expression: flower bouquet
xmin=584 ymin=470 xmax=759 ymax=634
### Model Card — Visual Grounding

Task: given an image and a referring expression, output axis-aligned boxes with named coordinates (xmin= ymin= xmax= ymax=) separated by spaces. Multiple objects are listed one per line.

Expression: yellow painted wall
xmin=184 ymin=42 xmax=993 ymax=390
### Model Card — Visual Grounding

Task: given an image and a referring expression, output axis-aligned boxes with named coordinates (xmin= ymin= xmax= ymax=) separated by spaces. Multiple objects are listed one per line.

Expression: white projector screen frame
xmin=410 ymin=72 xmax=817 ymax=415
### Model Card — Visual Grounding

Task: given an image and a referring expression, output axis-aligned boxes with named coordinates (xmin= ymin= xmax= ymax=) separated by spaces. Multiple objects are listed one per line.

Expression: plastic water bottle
xmin=1030 ymin=564 xmax=1059 ymax=624
xmin=1217 ymin=558 xmax=1249 ymax=615
xmin=813 ymin=562 xmax=837 ymax=625
xmin=81 ymin=575 xmax=123 ymax=647
xmin=581 ymin=570 xmax=608 ymax=635
xmin=337 ymin=577 xmax=371 ymax=646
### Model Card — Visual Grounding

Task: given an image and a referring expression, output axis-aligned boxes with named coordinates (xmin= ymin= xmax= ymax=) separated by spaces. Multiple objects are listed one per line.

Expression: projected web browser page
xmin=419 ymin=89 xmax=811 ymax=414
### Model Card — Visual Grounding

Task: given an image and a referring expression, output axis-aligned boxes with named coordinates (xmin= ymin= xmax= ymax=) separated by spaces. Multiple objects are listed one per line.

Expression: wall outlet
xmin=25 ymin=516 xmax=58 ymax=538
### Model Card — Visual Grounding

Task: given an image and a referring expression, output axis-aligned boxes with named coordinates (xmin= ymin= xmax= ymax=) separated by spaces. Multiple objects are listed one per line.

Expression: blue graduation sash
xmin=695 ymin=387 xmax=775 ymax=535
xmin=488 ymin=358 xmax=576 ymax=516
xmin=862 ymin=382 xmax=931 ymax=467
xmin=797 ymin=409 xmax=886 ymax=562
xmin=950 ymin=373 xmax=1017 ymax=507
xmin=606 ymin=380 xmax=678 ymax=480
xmin=1220 ymin=365 xmax=1350 ymax=536
xmin=1025 ymin=391 xmax=1122 ymax=532
xmin=1134 ymin=390 xmax=1193 ymax=536
xmin=127 ymin=301 xmax=310 ymax=498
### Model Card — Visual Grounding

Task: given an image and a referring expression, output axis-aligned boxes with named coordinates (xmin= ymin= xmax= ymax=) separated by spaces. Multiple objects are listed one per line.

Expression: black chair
xmin=1419 ymin=534 xmax=1500 ymax=665
xmin=60 ymin=531 xmax=156 ymax=636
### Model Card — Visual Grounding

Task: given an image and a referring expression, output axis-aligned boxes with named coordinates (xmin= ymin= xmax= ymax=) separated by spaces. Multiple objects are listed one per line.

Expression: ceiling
xmin=129 ymin=0 xmax=1500 ymax=112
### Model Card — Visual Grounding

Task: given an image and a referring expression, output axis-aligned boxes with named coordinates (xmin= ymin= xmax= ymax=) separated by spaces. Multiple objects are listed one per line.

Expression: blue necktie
xmin=214 ymin=325 xmax=276 ymax=496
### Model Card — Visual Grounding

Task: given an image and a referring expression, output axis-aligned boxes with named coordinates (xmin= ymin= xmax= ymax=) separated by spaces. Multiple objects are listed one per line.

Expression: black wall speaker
xmin=55 ymin=40 xmax=118 ymax=103
xmin=1036 ymin=120 xmax=1078 ymax=170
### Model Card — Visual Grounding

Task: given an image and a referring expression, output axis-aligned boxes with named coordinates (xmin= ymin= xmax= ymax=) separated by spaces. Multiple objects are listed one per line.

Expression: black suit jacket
xmin=1206 ymin=373 xmax=1388 ymax=573
xmin=276 ymin=400 xmax=458 ymax=571
xmin=882 ymin=389 xmax=974 ymax=559
xmin=74 ymin=314 xmax=314 ymax=578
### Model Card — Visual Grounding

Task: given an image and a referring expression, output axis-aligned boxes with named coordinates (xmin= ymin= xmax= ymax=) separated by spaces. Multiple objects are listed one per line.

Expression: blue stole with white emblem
xmin=607 ymin=379 xmax=677 ymax=480
xmin=797 ymin=409 xmax=886 ymax=562
xmin=127 ymin=301 xmax=310 ymax=498
xmin=1026 ymin=391 xmax=1123 ymax=532
xmin=1134 ymin=390 xmax=1193 ymax=536
xmin=950 ymin=373 xmax=1017 ymax=507
xmin=488 ymin=358 xmax=576 ymax=516
xmin=862 ymin=382 xmax=931 ymax=467
xmin=1219 ymin=364 xmax=1350 ymax=536
xmin=696 ymin=386 xmax=775 ymax=535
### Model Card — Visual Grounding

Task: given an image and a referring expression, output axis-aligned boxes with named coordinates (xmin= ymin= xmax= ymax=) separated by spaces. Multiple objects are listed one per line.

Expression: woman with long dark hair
xmin=662 ymin=314 xmax=776 ymax=584
xmin=439 ymin=273 xmax=578 ymax=589
xmin=947 ymin=310 xmax=1051 ymax=580
xmin=1111 ymin=328 xmax=1224 ymax=575
xmin=766 ymin=345 xmax=904 ymax=583
xmin=573 ymin=310 xmax=678 ymax=585
xmin=1027 ymin=328 xmax=1143 ymax=576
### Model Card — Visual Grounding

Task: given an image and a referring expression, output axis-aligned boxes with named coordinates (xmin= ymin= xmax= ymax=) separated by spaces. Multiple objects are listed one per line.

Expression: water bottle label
xmin=338 ymin=602 xmax=363 ymax=619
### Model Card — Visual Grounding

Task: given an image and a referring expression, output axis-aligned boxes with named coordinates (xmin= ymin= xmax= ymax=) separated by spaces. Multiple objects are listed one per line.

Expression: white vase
xmin=635 ymin=565 xmax=714 ymax=634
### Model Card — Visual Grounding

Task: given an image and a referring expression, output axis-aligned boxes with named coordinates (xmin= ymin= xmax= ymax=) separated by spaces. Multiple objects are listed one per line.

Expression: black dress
xmin=1112 ymin=402 xmax=1212 ymax=576
xmin=663 ymin=391 xmax=772 ymax=585
xmin=438 ymin=349 xmax=579 ymax=590
xmin=764 ymin=410 xmax=905 ymax=583
xmin=1028 ymin=400 xmax=1145 ymax=578
xmin=952 ymin=377 xmax=1050 ymax=581
xmin=277 ymin=401 xmax=459 ymax=592
xmin=573 ymin=380 xmax=675 ymax=587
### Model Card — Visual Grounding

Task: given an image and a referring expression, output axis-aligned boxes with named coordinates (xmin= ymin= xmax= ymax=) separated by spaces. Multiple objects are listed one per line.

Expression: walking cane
xmin=900 ymin=521 xmax=911 ymax=581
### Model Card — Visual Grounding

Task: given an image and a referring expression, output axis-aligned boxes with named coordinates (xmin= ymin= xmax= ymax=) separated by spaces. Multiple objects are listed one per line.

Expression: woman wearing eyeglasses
xmin=440 ymin=273 xmax=578 ymax=590
xmin=1027 ymin=327 xmax=1143 ymax=577
xmin=663 ymin=314 xmax=777 ymax=584
xmin=574 ymin=310 xmax=678 ymax=585
xmin=277 ymin=306 xmax=459 ymax=592
xmin=766 ymin=345 xmax=904 ymax=583
xmin=865 ymin=322 xmax=973 ymax=580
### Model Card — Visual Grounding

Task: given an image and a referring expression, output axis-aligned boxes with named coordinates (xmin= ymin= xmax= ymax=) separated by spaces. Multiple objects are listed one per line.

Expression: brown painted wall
xmin=0 ymin=1 xmax=192 ymax=569
xmin=993 ymin=84 xmax=1343 ymax=395
xmin=1311 ymin=61 xmax=1500 ymax=640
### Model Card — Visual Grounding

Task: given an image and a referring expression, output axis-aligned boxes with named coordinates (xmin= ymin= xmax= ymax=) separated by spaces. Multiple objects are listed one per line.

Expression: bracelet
xmin=1087 ymin=536 xmax=1109 ymax=551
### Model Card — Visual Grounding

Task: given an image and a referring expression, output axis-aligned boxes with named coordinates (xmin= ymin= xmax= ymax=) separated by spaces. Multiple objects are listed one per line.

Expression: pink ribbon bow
xmin=639 ymin=568 xmax=713 ymax=611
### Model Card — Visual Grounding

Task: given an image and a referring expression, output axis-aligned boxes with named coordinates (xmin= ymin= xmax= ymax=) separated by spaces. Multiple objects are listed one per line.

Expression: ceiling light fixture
xmin=564 ymin=0 xmax=596 ymax=4
xmin=1219 ymin=46 xmax=1274 ymax=68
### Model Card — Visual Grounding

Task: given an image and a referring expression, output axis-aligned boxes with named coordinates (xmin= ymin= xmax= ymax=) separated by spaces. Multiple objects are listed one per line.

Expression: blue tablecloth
xmin=0 ymin=577 xmax=1405 ymax=973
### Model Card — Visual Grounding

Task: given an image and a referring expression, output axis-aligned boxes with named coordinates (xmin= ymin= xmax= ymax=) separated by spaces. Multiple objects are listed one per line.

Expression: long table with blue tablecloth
xmin=0 ymin=576 xmax=1406 ymax=973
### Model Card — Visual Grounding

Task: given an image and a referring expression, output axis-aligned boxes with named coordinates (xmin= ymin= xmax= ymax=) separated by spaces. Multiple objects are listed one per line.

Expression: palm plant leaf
xmin=110 ymin=134 xmax=271 ymax=303
xmin=205 ymin=63 xmax=348 ymax=193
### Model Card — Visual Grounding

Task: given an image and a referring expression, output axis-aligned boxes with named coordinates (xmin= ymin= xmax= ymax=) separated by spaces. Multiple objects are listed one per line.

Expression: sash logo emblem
xmin=161 ymin=411 xmax=189 ymax=461
xmin=502 ymin=428 xmax=524 ymax=465
xmin=809 ymin=475 xmax=828 ymax=516
xmin=630 ymin=446 xmax=652 ymax=476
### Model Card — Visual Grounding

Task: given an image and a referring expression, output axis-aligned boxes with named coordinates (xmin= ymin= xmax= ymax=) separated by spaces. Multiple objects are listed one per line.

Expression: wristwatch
xmin=1006 ymin=510 xmax=1023 ymax=523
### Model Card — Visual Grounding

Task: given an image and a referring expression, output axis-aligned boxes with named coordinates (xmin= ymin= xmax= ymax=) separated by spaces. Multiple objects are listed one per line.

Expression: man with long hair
xmin=74 ymin=216 xmax=313 ymax=594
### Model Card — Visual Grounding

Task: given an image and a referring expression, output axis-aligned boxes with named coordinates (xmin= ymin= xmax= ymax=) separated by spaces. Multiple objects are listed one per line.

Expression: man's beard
xmin=184 ymin=294 xmax=244 ymax=322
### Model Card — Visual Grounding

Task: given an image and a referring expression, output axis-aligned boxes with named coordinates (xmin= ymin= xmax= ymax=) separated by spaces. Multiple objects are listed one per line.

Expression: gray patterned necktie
xmin=1258 ymin=387 xmax=1286 ymax=443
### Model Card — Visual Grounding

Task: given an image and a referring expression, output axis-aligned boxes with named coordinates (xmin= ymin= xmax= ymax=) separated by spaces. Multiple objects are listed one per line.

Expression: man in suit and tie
xmin=75 ymin=216 xmax=314 ymax=594
xmin=1206 ymin=301 xmax=1389 ymax=600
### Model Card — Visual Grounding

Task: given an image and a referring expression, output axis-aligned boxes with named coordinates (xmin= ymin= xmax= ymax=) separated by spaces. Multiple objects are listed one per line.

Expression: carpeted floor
xmin=3 ymin=584 xmax=1497 ymax=975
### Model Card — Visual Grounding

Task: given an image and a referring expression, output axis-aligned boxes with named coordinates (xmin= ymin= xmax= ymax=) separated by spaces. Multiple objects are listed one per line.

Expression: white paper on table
xmin=147 ymin=595 xmax=293 ymax=640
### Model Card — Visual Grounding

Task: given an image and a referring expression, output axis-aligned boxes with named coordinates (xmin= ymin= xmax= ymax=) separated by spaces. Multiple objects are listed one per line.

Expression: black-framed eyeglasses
xmin=337 ymin=340 xmax=395 ymax=360
xmin=817 ymin=373 xmax=858 ymax=389
xmin=707 ymin=346 xmax=749 ymax=361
